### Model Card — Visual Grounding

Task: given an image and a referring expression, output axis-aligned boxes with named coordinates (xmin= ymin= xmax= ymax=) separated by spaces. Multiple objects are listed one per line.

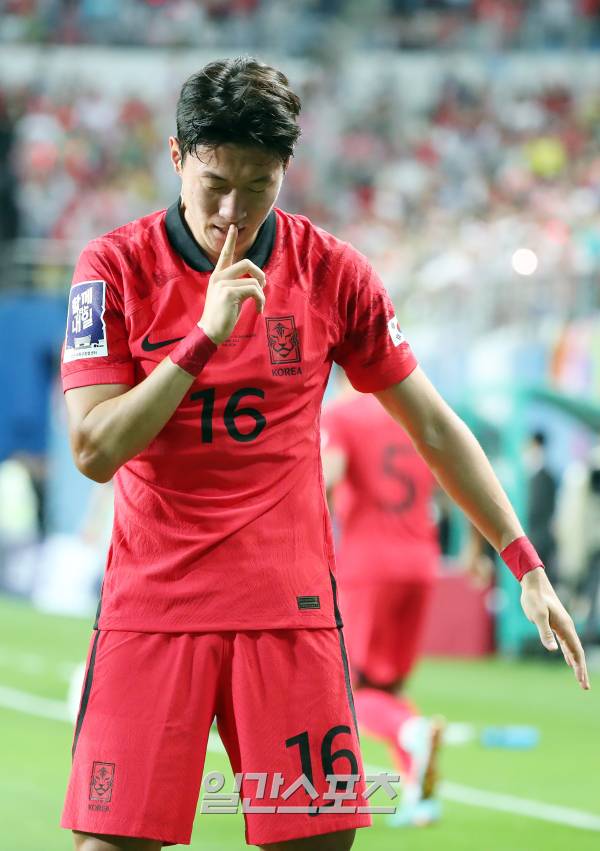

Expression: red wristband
xmin=170 ymin=325 xmax=217 ymax=376
xmin=500 ymin=536 xmax=544 ymax=582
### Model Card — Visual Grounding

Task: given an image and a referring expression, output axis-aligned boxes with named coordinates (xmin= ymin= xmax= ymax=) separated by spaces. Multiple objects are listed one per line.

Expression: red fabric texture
xmin=62 ymin=628 xmax=371 ymax=846
xmin=353 ymin=688 xmax=417 ymax=775
xmin=322 ymin=393 xmax=440 ymax=585
xmin=60 ymin=208 xmax=417 ymax=631
xmin=339 ymin=580 xmax=434 ymax=684
xmin=170 ymin=325 xmax=217 ymax=376
xmin=500 ymin=536 xmax=544 ymax=581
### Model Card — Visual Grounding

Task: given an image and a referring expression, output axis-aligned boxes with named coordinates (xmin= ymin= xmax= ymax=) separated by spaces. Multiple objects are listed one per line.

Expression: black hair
xmin=176 ymin=57 xmax=301 ymax=164
xmin=531 ymin=431 xmax=547 ymax=447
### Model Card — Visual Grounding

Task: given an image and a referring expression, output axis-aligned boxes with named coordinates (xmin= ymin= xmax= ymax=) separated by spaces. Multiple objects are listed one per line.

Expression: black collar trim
xmin=165 ymin=199 xmax=276 ymax=272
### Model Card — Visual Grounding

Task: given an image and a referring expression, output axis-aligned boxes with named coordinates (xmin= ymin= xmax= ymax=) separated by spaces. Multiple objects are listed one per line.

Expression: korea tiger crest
xmin=266 ymin=315 xmax=301 ymax=365
xmin=89 ymin=761 xmax=115 ymax=802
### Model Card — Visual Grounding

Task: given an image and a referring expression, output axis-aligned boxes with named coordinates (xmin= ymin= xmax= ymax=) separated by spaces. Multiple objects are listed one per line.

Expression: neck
xmin=166 ymin=198 xmax=277 ymax=273
xmin=180 ymin=202 xmax=221 ymax=265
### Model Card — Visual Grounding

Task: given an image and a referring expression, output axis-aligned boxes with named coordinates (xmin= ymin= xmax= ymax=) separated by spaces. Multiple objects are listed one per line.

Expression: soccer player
xmin=321 ymin=382 xmax=444 ymax=826
xmin=60 ymin=58 xmax=588 ymax=851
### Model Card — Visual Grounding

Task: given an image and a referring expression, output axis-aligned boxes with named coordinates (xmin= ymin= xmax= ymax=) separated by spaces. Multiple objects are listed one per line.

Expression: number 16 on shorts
xmin=200 ymin=726 xmax=401 ymax=815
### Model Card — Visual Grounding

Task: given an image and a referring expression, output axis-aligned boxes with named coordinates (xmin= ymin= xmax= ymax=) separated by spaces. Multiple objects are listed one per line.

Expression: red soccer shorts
xmin=339 ymin=580 xmax=434 ymax=686
xmin=61 ymin=628 xmax=371 ymax=846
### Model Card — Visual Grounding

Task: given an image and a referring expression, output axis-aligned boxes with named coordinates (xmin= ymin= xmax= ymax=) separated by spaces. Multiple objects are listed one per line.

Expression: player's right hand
xmin=199 ymin=225 xmax=266 ymax=345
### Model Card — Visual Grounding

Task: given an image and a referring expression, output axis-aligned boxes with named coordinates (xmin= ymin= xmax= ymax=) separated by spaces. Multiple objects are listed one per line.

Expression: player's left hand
xmin=520 ymin=567 xmax=590 ymax=690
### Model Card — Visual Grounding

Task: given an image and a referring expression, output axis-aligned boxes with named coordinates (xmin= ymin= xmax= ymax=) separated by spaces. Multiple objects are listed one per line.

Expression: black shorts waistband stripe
xmin=328 ymin=569 xmax=344 ymax=629
xmin=329 ymin=569 xmax=358 ymax=736
xmin=72 ymin=630 xmax=100 ymax=759
xmin=93 ymin=583 xmax=103 ymax=630
xmin=336 ymin=625 xmax=358 ymax=738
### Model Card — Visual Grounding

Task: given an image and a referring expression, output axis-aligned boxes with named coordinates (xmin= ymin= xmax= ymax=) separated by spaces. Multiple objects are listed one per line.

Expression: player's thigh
xmin=63 ymin=631 xmax=224 ymax=846
xmin=344 ymin=581 xmax=433 ymax=687
xmin=336 ymin=583 xmax=375 ymax=677
xmin=390 ymin=579 xmax=434 ymax=656
xmin=73 ymin=830 xmax=162 ymax=850
xmin=260 ymin=827 xmax=356 ymax=850
xmin=364 ymin=580 xmax=434 ymax=683
xmin=216 ymin=628 xmax=371 ymax=847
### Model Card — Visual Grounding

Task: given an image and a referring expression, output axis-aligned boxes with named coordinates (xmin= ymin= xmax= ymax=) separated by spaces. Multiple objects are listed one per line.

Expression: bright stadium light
xmin=512 ymin=248 xmax=538 ymax=276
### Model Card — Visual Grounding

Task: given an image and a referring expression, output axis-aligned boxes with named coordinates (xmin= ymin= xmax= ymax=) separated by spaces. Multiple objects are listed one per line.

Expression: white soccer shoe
xmin=388 ymin=796 xmax=443 ymax=827
xmin=388 ymin=715 xmax=444 ymax=828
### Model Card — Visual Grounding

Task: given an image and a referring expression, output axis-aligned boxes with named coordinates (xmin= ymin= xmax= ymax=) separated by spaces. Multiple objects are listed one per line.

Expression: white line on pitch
xmin=0 ymin=647 xmax=77 ymax=680
xmin=2 ymin=685 xmax=599 ymax=832
xmin=440 ymin=780 xmax=600 ymax=832
xmin=0 ymin=684 xmax=71 ymax=722
xmin=363 ymin=762 xmax=600 ymax=832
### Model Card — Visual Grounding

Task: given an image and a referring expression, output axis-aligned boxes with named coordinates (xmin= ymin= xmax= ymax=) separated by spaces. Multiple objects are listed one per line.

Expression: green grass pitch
xmin=1 ymin=595 xmax=599 ymax=851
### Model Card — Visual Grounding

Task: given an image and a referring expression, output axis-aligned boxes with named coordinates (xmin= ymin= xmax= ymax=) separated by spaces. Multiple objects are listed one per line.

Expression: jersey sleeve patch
xmin=387 ymin=315 xmax=406 ymax=348
xmin=64 ymin=280 xmax=109 ymax=362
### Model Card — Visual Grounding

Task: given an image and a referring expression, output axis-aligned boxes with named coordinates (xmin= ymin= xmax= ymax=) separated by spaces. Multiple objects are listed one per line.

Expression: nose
xmin=218 ymin=190 xmax=246 ymax=227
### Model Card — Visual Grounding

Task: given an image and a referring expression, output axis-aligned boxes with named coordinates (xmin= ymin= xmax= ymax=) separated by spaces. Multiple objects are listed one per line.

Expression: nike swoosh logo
xmin=141 ymin=334 xmax=184 ymax=352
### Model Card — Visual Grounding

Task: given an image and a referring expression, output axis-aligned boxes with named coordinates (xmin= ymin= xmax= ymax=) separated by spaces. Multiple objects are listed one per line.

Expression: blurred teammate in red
xmin=322 ymin=380 xmax=443 ymax=826
xmin=59 ymin=57 xmax=587 ymax=851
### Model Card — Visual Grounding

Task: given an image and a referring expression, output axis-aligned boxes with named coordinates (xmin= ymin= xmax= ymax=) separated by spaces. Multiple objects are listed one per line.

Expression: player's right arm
xmin=66 ymin=364 xmax=197 ymax=483
xmin=66 ymin=225 xmax=266 ymax=483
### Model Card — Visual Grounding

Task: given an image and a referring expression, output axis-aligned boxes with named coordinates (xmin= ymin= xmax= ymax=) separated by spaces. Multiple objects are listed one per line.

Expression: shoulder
xmin=79 ymin=208 xmax=167 ymax=265
xmin=73 ymin=209 xmax=168 ymax=307
xmin=273 ymin=211 xmax=375 ymax=327
xmin=274 ymin=208 xmax=371 ymax=275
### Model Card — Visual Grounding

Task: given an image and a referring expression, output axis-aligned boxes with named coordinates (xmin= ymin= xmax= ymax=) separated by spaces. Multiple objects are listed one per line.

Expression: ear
xmin=169 ymin=136 xmax=183 ymax=176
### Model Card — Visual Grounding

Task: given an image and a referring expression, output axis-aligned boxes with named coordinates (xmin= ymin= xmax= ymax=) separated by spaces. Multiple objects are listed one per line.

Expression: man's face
xmin=169 ymin=139 xmax=285 ymax=264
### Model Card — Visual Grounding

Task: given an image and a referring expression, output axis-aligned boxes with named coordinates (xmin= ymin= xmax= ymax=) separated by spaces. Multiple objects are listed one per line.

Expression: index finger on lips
xmin=214 ymin=225 xmax=238 ymax=273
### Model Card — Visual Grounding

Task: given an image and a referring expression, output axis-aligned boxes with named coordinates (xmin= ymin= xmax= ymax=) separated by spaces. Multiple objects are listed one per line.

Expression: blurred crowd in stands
xmin=1 ymin=0 xmax=600 ymax=51
xmin=1 ymin=3 xmax=600 ymax=643
xmin=1 ymin=62 xmax=599 ymax=328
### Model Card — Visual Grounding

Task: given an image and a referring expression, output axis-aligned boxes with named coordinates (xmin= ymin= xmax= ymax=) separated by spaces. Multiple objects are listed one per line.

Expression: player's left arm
xmin=375 ymin=365 xmax=590 ymax=690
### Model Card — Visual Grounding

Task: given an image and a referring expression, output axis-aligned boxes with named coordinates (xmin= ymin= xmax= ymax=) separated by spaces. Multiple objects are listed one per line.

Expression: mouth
xmin=212 ymin=225 xmax=246 ymax=237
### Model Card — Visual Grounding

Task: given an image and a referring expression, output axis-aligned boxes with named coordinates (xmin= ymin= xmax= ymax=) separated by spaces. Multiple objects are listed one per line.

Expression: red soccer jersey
xmin=61 ymin=202 xmax=417 ymax=631
xmin=322 ymin=393 xmax=440 ymax=584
